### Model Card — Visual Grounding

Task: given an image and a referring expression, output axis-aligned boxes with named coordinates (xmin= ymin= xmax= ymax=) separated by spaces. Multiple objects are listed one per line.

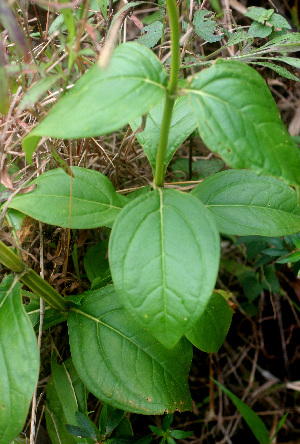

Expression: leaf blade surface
xmin=186 ymin=60 xmax=300 ymax=185
xmin=109 ymin=189 xmax=220 ymax=348
xmin=8 ymin=167 xmax=127 ymax=229
xmin=0 ymin=275 xmax=39 ymax=443
xmin=191 ymin=169 xmax=300 ymax=235
xmin=22 ymin=42 xmax=167 ymax=162
xmin=68 ymin=286 xmax=193 ymax=414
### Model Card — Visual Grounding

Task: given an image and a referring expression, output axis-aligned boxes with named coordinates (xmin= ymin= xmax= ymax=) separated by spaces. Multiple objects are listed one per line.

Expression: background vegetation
xmin=0 ymin=0 xmax=300 ymax=442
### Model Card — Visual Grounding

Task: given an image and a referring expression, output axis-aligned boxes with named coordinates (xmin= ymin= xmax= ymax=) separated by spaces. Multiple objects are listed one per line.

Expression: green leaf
xmin=84 ymin=240 xmax=110 ymax=282
xmin=51 ymin=355 xmax=92 ymax=444
xmin=213 ymin=379 xmax=270 ymax=444
xmin=268 ymin=13 xmax=291 ymax=29
xmin=130 ymin=95 xmax=197 ymax=175
xmin=253 ymin=32 xmax=300 ymax=54
xmin=45 ymin=377 xmax=77 ymax=444
xmin=248 ymin=21 xmax=272 ymax=38
xmin=226 ymin=30 xmax=253 ymax=46
xmin=191 ymin=169 xmax=300 ymax=236
xmin=276 ymin=250 xmax=300 ymax=264
xmin=22 ymin=42 xmax=167 ymax=163
xmin=0 ymin=275 xmax=39 ymax=443
xmin=8 ymin=167 xmax=128 ymax=229
xmin=109 ymin=189 xmax=220 ymax=348
xmin=106 ymin=409 xmax=125 ymax=434
xmin=185 ymin=291 xmax=233 ymax=352
xmin=170 ymin=430 xmax=193 ymax=439
xmin=185 ymin=60 xmax=300 ymax=186
xmin=193 ymin=10 xmax=222 ymax=42
xmin=244 ymin=7 xmax=274 ymax=23
xmin=137 ymin=21 xmax=164 ymax=48
xmin=65 ymin=424 xmax=92 ymax=439
xmin=68 ymin=285 xmax=193 ymax=414
xmin=251 ymin=61 xmax=300 ymax=82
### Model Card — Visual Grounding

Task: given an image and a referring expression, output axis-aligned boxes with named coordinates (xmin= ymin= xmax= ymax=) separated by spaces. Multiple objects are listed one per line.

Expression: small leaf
xmin=245 ymin=7 xmax=274 ymax=23
xmin=0 ymin=275 xmax=39 ymax=443
xmin=8 ymin=167 xmax=128 ymax=229
xmin=170 ymin=430 xmax=193 ymax=439
xmin=75 ymin=412 xmax=98 ymax=439
xmin=185 ymin=60 xmax=300 ymax=186
xmin=106 ymin=410 xmax=126 ymax=434
xmin=22 ymin=42 xmax=167 ymax=163
xmin=226 ymin=30 xmax=253 ymax=46
xmin=162 ymin=414 xmax=173 ymax=431
xmin=84 ymin=240 xmax=110 ymax=282
xmin=185 ymin=291 xmax=233 ymax=352
xmin=64 ymin=424 xmax=92 ymax=439
xmin=191 ymin=169 xmax=300 ymax=236
xmin=130 ymin=95 xmax=197 ymax=175
xmin=213 ymin=379 xmax=270 ymax=444
xmin=268 ymin=13 xmax=291 ymax=29
xmin=109 ymin=189 xmax=220 ymax=348
xmin=193 ymin=10 xmax=222 ymax=42
xmin=68 ymin=286 xmax=193 ymax=414
xmin=137 ymin=21 xmax=164 ymax=48
xmin=276 ymin=250 xmax=300 ymax=264
xmin=248 ymin=21 xmax=272 ymax=38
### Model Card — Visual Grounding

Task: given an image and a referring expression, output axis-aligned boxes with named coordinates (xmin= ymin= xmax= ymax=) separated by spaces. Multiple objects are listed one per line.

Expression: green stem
xmin=0 ymin=240 xmax=69 ymax=313
xmin=154 ymin=0 xmax=180 ymax=188
xmin=154 ymin=96 xmax=176 ymax=187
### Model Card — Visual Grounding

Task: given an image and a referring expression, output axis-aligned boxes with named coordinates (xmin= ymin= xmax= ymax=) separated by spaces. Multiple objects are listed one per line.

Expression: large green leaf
xmin=109 ymin=188 xmax=220 ymax=348
xmin=130 ymin=95 xmax=197 ymax=175
xmin=0 ymin=275 xmax=39 ymax=443
xmin=185 ymin=291 xmax=233 ymax=353
xmin=8 ymin=167 xmax=127 ymax=229
xmin=185 ymin=59 xmax=300 ymax=186
xmin=191 ymin=169 xmax=300 ymax=236
xmin=68 ymin=286 xmax=193 ymax=414
xmin=22 ymin=42 xmax=167 ymax=163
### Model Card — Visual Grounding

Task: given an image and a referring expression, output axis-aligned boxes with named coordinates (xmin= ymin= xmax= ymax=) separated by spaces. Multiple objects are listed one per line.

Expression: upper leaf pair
xmin=22 ymin=42 xmax=300 ymax=186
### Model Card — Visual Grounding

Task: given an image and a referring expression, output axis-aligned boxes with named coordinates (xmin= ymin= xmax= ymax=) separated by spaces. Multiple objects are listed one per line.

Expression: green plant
xmin=1 ymin=1 xmax=300 ymax=442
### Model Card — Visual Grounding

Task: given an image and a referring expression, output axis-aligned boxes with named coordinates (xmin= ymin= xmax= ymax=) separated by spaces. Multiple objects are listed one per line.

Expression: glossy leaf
xmin=130 ymin=95 xmax=197 ymax=175
xmin=22 ymin=42 xmax=167 ymax=163
xmin=213 ymin=379 xmax=270 ymax=444
xmin=8 ymin=167 xmax=128 ymax=229
xmin=185 ymin=59 xmax=300 ymax=186
xmin=0 ymin=275 xmax=39 ymax=443
xmin=191 ymin=169 xmax=300 ymax=236
xmin=109 ymin=189 xmax=220 ymax=348
xmin=68 ymin=286 xmax=193 ymax=414
xmin=185 ymin=291 xmax=233 ymax=352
